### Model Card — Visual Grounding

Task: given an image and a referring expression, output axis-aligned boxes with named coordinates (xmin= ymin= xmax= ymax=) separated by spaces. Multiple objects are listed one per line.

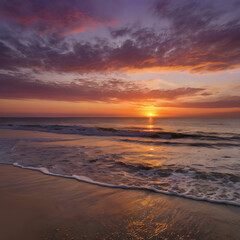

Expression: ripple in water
xmin=0 ymin=118 xmax=239 ymax=206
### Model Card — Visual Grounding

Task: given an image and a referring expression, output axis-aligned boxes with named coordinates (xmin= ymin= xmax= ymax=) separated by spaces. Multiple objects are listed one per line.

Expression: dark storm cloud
xmin=0 ymin=73 xmax=204 ymax=102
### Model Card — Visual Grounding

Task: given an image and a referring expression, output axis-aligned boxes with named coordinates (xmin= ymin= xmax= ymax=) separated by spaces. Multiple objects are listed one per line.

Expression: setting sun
xmin=149 ymin=113 xmax=153 ymax=117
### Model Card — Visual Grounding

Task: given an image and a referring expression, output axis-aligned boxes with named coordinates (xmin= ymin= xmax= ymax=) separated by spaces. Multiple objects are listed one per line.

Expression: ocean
xmin=0 ymin=117 xmax=239 ymax=206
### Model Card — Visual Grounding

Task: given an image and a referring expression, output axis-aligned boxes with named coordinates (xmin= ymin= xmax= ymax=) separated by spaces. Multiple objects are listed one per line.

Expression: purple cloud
xmin=162 ymin=96 xmax=240 ymax=108
xmin=0 ymin=0 xmax=239 ymax=74
xmin=0 ymin=73 xmax=204 ymax=102
xmin=0 ymin=0 xmax=117 ymax=34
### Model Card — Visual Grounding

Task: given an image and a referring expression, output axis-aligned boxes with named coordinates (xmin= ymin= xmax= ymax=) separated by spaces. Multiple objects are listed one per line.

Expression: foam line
xmin=3 ymin=162 xmax=238 ymax=207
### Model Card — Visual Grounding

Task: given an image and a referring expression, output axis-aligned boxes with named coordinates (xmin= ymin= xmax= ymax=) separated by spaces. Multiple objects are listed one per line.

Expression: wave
xmin=115 ymin=160 xmax=240 ymax=182
xmin=5 ymin=162 xmax=239 ymax=207
xmin=120 ymin=139 xmax=240 ymax=148
xmin=1 ymin=124 xmax=240 ymax=142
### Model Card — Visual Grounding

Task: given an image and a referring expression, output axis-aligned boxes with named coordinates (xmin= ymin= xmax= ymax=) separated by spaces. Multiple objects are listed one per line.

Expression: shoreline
xmin=0 ymin=164 xmax=240 ymax=240
xmin=4 ymin=162 xmax=240 ymax=207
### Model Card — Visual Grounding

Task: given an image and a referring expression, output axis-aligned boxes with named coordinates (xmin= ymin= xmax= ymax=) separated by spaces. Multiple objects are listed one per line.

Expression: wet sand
xmin=0 ymin=165 xmax=239 ymax=240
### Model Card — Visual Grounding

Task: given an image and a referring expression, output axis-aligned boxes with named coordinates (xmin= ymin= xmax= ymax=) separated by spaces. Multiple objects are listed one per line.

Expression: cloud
xmin=0 ymin=73 xmax=204 ymax=102
xmin=0 ymin=0 xmax=116 ymax=34
xmin=162 ymin=96 xmax=240 ymax=108
xmin=0 ymin=0 xmax=239 ymax=73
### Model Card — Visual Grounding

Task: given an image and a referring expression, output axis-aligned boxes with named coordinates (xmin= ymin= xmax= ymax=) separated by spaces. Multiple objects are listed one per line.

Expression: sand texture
xmin=0 ymin=165 xmax=239 ymax=240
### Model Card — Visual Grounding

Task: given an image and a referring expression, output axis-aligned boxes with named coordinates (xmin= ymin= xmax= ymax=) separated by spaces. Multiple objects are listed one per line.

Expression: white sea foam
xmin=10 ymin=162 xmax=240 ymax=207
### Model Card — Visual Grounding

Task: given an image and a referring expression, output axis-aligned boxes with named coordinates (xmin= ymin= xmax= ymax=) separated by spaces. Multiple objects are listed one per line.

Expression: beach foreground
xmin=0 ymin=165 xmax=239 ymax=240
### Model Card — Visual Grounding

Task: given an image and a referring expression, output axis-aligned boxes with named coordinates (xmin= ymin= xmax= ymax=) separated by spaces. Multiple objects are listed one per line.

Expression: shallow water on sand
xmin=0 ymin=117 xmax=240 ymax=205
xmin=1 ymin=165 xmax=240 ymax=240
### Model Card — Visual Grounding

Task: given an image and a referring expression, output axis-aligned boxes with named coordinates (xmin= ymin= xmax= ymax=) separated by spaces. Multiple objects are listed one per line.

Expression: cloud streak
xmin=163 ymin=96 xmax=240 ymax=108
xmin=0 ymin=73 xmax=204 ymax=102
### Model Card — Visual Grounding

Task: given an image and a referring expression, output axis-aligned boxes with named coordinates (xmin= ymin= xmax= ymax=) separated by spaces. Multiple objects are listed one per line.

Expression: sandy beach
xmin=0 ymin=165 xmax=239 ymax=240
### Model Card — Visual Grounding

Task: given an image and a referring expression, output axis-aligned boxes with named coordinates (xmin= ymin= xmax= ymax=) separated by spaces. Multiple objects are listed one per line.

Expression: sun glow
xmin=143 ymin=106 xmax=158 ymax=118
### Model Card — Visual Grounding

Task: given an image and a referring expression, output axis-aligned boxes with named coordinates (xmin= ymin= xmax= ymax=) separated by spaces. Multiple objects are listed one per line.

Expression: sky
xmin=0 ymin=0 xmax=240 ymax=117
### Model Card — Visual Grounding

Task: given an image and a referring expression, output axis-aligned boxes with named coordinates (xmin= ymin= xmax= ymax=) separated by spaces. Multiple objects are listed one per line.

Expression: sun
xmin=149 ymin=113 xmax=153 ymax=117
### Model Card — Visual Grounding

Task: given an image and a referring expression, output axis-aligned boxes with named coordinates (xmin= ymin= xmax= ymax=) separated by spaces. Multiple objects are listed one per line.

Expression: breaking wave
xmin=1 ymin=124 xmax=240 ymax=142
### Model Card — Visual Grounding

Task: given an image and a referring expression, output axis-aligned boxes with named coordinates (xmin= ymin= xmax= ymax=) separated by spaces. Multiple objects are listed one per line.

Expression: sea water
xmin=0 ymin=117 xmax=239 ymax=205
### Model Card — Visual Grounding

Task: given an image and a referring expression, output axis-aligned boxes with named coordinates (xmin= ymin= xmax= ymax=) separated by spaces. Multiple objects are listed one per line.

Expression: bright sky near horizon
xmin=0 ymin=0 xmax=240 ymax=117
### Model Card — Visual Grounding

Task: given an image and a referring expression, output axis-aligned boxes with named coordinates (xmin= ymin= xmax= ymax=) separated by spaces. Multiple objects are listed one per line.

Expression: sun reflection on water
xmin=147 ymin=115 xmax=154 ymax=131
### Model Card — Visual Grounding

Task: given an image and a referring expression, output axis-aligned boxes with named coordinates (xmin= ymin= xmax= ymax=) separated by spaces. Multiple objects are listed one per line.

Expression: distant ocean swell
xmin=1 ymin=124 xmax=240 ymax=142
